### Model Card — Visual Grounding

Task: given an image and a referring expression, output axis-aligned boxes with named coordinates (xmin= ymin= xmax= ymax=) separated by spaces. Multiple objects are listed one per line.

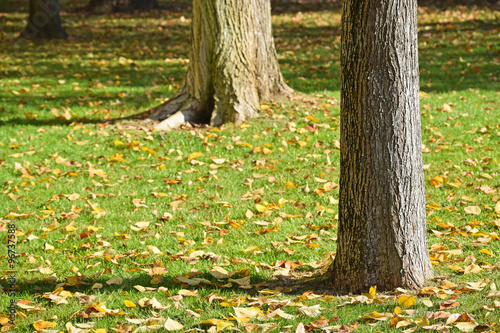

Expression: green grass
xmin=0 ymin=2 xmax=499 ymax=332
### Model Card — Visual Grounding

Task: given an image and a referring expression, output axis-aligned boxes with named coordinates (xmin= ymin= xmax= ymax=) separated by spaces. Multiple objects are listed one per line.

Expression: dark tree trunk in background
xmin=84 ymin=0 xmax=159 ymax=14
xmin=22 ymin=0 xmax=67 ymax=40
xmin=328 ymin=0 xmax=433 ymax=293
xmin=148 ymin=0 xmax=292 ymax=130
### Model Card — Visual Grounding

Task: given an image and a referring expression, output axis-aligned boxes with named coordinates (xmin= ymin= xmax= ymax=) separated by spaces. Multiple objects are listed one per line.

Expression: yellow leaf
xmin=63 ymin=225 xmax=78 ymax=233
xmin=464 ymin=263 xmax=482 ymax=275
xmin=164 ymin=317 xmax=184 ymax=331
xmin=255 ymin=204 xmax=267 ymax=213
xmin=442 ymin=103 xmax=452 ymax=112
xmin=67 ymin=193 xmax=80 ymax=201
xmin=439 ymin=280 xmax=457 ymax=289
xmin=262 ymin=147 xmax=273 ymax=155
xmin=199 ymin=319 xmax=225 ymax=326
xmin=494 ymin=201 xmax=500 ymax=214
xmin=210 ymin=266 xmax=229 ymax=279
xmin=124 ymin=300 xmax=136 ymax=308
xmin=211 ymin=157 xmax=226 ymax=164
xmin=245 ymin=209 xmax=253 ymax=219
xmin=362 ymin=286 xmax=377 ymax=299
xmin=241 ymin=245 xmax=262 ymax=253
xmin=455 ymin=322 xmax=478 ymax=332
xmin=448 ymin=264 xmax=462 ymax=271
xmin=421 ymin=299 xmax=433 ymax=307
xmin=398 ymin=295 xmax=416 ymax=308
xmin=234 ymin=307 xmax=264 ymax=321
xmin=114 ymin=140 xmax=125 ymax=146
xmin=33 ymin=320 xmax=57 ymax=330
xmin=305 ymin=115 xmax=319 ymax=122
xmin=361 ymin=310 xmax=388 ymax=321
xmin=480 ymin=249 xmax=494 ymax=256
xmin=142 ymin=146 xmax=156 ymax=155
xmin=285 ymin=181 xmax=297 ymax=188
xmin=217 ymin=321 xmax=233 ymax=332
xmin=464 ymin=206 xmax=481 ymax=215
xmin=106 ymin=277 xmax=123 ymax=285
xmin=426 ymin=203 xmax=441 ymax=210
xmin=416 ymin=317 xmax=430 ymax=327
xmin=395 ymin=319 xmax=414 ymax=328
xmin=150 ymin=275 xmax=163 ymax=284
xmin=429 ymin=176 xmax=447 ymax=186
xmin=187 ymin=152 xmax=203 ymax=162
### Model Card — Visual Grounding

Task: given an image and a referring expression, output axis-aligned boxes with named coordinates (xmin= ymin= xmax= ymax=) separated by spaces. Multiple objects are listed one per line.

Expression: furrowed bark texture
xmin=329 ymin=0 xmax=432 ymax=293
xmin=151 ymin=0 xmax=291 ymax=130
xmin=22 ymin=0 xmax=67 ymax=40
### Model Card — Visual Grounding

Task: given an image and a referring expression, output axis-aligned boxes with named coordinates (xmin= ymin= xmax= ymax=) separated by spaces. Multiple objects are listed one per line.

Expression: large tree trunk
xmin=328 ymin=0 xmax=433 ymax=293
xmin=83 ymin=0 xmax=159 ymax=14
xmin=149 ymin=0 xmax=292 ymax=130
xmin=22 ymin=0 xmax=67 ymax=40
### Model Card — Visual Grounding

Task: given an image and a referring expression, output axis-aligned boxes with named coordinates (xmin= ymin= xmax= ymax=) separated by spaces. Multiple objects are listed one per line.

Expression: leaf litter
xmin=0 ymin=2 xmax=499 ymax=332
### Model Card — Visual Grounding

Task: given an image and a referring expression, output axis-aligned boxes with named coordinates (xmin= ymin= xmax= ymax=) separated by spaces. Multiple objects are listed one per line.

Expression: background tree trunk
xmin=150 ymin=0 xmax=292 ymax=130
xmin=328 ymin=0 xmax=433 ymax=293
xmin=84 ymin=0 xmax=158 ymax=14
xmin=22 ymin=0 xmax=67 ymax=40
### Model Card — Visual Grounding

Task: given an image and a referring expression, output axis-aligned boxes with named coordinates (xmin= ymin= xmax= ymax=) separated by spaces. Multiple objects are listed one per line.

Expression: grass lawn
xmin=0 ymin=1 xmax=499 ymax=332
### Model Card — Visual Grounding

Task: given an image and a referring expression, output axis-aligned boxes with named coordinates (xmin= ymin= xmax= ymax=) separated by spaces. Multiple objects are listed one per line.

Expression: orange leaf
xmin=33 ymin=320 xmax=57 ymax=330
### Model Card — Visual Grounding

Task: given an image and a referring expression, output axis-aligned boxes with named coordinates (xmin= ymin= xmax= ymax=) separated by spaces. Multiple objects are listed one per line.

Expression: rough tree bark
xmin=328 ymin=0 xmax=433 ymax=293
xmin=83 ymin=0 xmax=159 ymax=14
xmin=22 ymin=0 xmax=67 ymax=40
xmin=148 ymin=0 xmax=292 ymax=130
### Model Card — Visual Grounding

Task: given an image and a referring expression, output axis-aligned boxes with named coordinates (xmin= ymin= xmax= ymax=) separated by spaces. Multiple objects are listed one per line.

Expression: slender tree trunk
xmin=83 ymin=0 xmax=158 ymax=14
xmin=149 ymin=0 xmax=292 ymax=130
xmin=22 ymin=0 xmax=67 ymax=40
xmin=328 ymin=0 xmax=432 ymax=293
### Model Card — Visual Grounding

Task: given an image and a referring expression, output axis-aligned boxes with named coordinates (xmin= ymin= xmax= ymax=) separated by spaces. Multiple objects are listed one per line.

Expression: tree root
xmin=108 ymin=92 xmax=200 ymax=130
xmin=152 ymin=96 xmax=203 ymax=130
xmin=148 ymin=92 xmax=190 ymax=121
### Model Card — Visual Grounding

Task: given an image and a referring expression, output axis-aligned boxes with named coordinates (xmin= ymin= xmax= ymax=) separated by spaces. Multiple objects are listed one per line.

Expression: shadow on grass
xmin=5 ymin=271 xmax=278 ymax=298
xmin=0 ymin=0 xmax=497 ymax=125
xmin=418 ymin=18 xmax=499 ymax=93
xmin=0 ymin=117 xmax=105 ymax=128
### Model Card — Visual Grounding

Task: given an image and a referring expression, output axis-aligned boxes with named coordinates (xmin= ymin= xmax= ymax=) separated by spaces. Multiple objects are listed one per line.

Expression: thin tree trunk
xmin=149 ymin=0 xmax=292 ymax=130
xmin=22 ymin=0 xmax=67 ymax=40
xmin=328 ymin=0 xmax=432 ymax=293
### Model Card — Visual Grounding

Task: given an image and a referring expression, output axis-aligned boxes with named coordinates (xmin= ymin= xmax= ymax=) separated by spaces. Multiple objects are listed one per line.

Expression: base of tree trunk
xmin=111 ymin=0 xmax=293 ymax=130
xmin=21 ymin=0 xmax=67 ymax=40
xmin=148 ymin=92 xmax=207 ymax=130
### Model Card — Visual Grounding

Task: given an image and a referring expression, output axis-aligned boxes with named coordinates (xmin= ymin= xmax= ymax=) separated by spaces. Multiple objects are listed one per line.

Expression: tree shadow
xmin=271 ymin=0 xmax=341 ymax=14
xmin=3 ymin=270 xmax=273 ymax=298
xmin=418 ymin=18 xmax=499 ymax=93
xmin=418 ymin=0 xmax=499 ymax=9
xmin=0 ymin=117 xmax=105 ymax=128
xmin=0 ymin=0 xmax=497 ymax=128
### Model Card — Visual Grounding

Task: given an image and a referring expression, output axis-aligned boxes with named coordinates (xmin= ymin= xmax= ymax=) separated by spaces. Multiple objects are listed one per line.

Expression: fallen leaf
xmin=33 ymin=320 xmax=57 ymax=330
xmin=187 ymin=152 xmax=203 ymax=162
xmin=464 ymin=206 xmax=481 ymax=215
xmin=164 ymin=317 xmax=184 ymax=331
xmin=398 ymin=295 xmax=416 ymax=308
